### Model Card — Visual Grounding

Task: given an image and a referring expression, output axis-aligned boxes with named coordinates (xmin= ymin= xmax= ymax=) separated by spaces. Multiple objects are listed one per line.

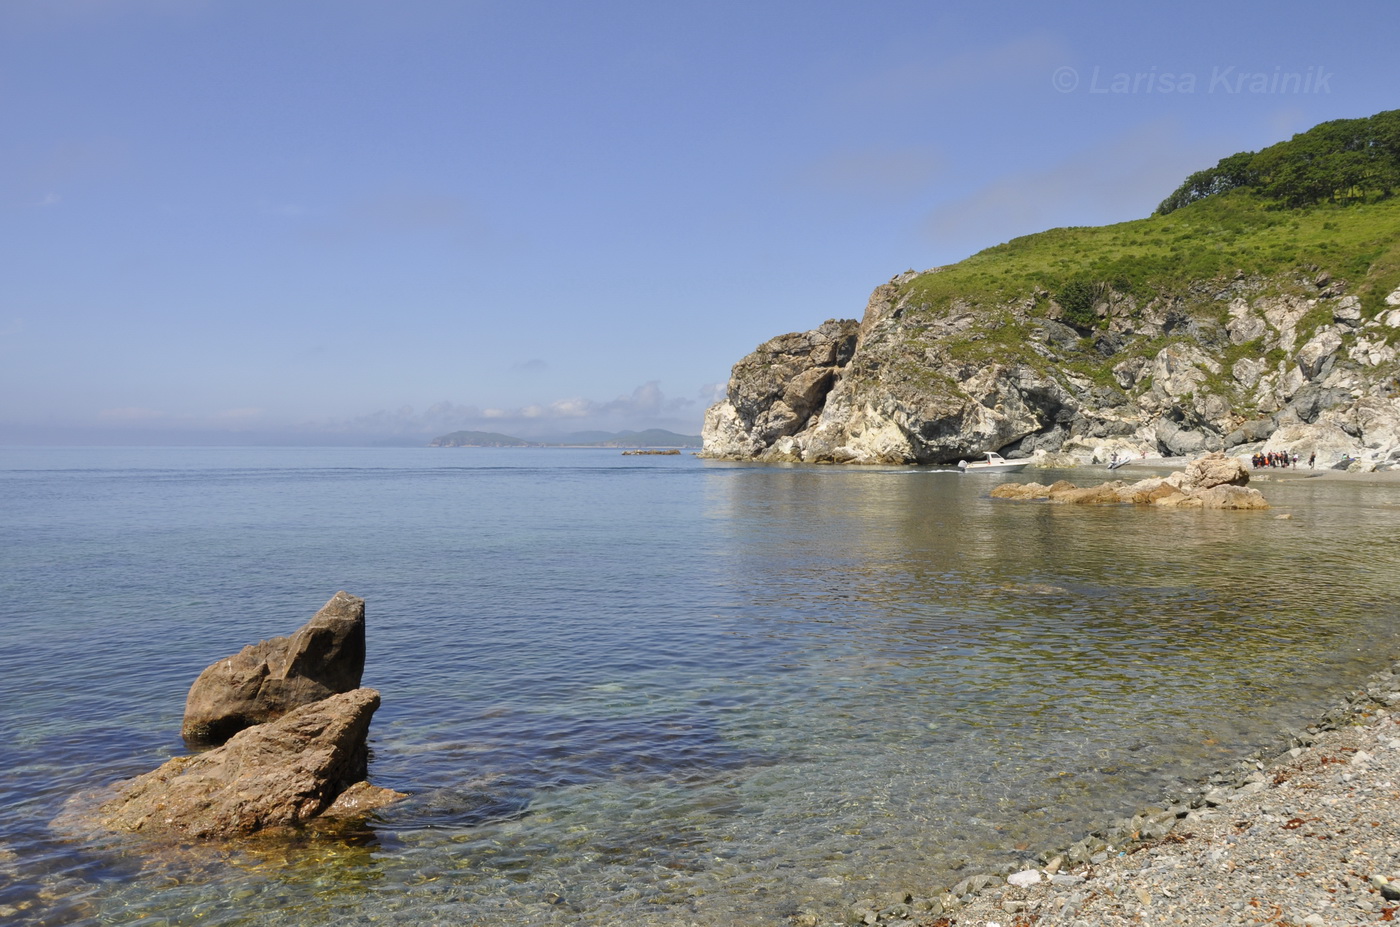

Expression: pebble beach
xmin=939 ymin=670 xmax=1400 ymax=927
xmin=852 ymin=464 xmax=1400 ymax=927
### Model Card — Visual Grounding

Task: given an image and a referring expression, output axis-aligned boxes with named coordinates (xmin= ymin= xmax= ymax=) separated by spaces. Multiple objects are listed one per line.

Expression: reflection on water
xmin=3 ymin=450 xmax=1399 ymax=926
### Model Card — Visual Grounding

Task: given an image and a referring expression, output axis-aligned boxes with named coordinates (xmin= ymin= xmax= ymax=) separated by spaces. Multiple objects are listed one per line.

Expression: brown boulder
xmin=182 ymin=591 xmax=366 ymax=745
xmin=99 ymin=688 xmax=401 ymax=838
xmin=1181 ymin=451 xmax=1250 ymax=491
xmin=1191 ymin=484 xmax=1271 ymax=509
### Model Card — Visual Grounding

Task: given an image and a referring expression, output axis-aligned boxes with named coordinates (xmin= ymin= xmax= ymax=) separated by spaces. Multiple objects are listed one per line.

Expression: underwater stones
xmin=182 ymin=591 xmax=366 ymax=745
xmin=99 ymin=689 xmax=401 ymax=838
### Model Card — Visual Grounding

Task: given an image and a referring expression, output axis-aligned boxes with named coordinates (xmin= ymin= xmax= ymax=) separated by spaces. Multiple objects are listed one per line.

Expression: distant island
xmin=429 ymin=428 xmax=702 ymax=448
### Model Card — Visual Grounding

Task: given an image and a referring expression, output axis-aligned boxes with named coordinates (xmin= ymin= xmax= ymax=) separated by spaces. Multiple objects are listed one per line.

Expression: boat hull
xmin=959 ymin=462 xmax=1028 ymax=473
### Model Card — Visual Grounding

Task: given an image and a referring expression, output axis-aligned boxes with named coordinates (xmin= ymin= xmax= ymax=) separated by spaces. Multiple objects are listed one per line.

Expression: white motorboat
xmin=957 ymin=452 xmax=1028 ymax=473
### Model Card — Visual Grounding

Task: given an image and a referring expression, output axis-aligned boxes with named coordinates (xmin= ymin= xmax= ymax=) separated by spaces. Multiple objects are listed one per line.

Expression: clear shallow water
xmin=3 ymin=448 xmax=1400 ymax=926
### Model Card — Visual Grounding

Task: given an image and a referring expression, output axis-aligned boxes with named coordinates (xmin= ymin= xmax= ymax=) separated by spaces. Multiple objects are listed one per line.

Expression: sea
xmin=3 ymin=446 xmax=1399 ymax=926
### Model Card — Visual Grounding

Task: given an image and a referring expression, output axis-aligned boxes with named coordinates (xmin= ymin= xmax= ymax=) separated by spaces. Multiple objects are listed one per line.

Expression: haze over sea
xmin=3 ymin=446 xmax=1399 ymax=926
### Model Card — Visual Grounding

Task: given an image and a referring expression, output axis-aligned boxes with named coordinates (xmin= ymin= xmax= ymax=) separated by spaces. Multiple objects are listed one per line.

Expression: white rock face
xmin=1334 ymin=295 xmax=1363 ymax=324
xmin=703 ymin=271 xmax=1400 ymax=468
xmin=1261 ymin=295 xmax=1315 ymax=353
xmin=1232 ymin=356 xmax=1266 ymax=389
xmin=1350 ymin=335 xmax=1397 ymax=368
xmin=1296 ymin=327 xmax=1343 ymax=379
xmin=1228 ymin=297 xmax=1267 ymax=344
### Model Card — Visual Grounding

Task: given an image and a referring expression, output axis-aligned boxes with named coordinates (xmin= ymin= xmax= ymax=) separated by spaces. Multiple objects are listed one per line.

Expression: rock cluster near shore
xmin=86 ymin=592 xmax=403 ymax=839
xmin=842 ymin=660 xmax=1400 ymax=927
xmin=990 ymin=452 xmax=1270 ymax=510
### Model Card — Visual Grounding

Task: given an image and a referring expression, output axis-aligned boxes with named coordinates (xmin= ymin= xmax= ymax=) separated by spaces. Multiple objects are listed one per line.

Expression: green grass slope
xmin=899 ymin=109 xmax=1400 ymax=334
xmin=876 ymin=113 xmax=1400 ymax=402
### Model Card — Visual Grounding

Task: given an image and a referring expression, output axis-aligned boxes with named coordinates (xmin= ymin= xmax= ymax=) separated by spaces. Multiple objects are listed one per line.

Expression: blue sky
xmin=2 ymin=0 xmax=1395 ymax=444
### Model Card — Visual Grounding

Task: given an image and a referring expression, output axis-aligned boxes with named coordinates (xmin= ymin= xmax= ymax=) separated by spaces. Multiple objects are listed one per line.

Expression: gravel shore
xmin=1102 ymin=459 xmax=1400 ymax=485
xmin=848 ymin=660 xmax=1400 ymax=927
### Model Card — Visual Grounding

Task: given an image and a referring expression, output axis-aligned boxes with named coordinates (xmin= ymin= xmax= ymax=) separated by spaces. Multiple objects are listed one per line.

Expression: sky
xmin=2 ymin=0 xmax=1396 ymax=445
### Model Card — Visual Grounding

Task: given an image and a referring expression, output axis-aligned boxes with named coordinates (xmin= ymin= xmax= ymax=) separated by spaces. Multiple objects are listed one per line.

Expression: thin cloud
xmin=804 ymin=146 xmax=945 ymax=200
xmin=98 ymin=406 xmax=169 ymax=422
xmin=301 ymin=189 xmax=480 ymax=243
xmin=258 ymin=198 xmax=306 ymax=218
xmin=698 ymin=382 xmax=727 ymax=405
xmin=214 ymin=407 xmax=265 ymax=422
xmin=838 ymin=33 xmax=1071 ymax=109
xmin=0 ymin=0 xmax=212 ymax=31
xmin=310 ymin=383 xmax=700 ymax=439
xmin=923 ymin=119 xmax=1218 ymax=250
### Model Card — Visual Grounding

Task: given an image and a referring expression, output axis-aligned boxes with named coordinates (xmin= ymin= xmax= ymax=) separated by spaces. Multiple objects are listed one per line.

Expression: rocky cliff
xmin=704 ymin=273 xmax=1400 ymax=468
xmin=704 ymin=114 xmax=1400 ymax=469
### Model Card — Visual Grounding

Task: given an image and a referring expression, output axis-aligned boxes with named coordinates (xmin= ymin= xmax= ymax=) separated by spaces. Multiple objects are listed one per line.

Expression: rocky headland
xmin=704 ymin=275 xmax=1400 ymax=470
xmin=704 ymin=112 xmax=1400 ymax=470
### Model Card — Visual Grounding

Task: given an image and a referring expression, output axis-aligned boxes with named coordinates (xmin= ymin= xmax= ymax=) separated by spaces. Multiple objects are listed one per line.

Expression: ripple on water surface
xmin=2 ymin=448 xmax=1398 ymax=926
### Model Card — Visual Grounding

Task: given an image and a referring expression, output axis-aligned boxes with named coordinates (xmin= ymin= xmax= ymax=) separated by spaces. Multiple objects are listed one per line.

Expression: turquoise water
xmin=3 ymin=447 xmax=1399 ymax=926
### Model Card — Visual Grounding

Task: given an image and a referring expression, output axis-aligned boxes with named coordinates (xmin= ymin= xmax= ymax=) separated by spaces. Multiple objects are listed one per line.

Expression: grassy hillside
xmin=905 ymin=193 xmax=1400 ymax=321
xmin=899 ymin=110 xmax=1400 ymax=332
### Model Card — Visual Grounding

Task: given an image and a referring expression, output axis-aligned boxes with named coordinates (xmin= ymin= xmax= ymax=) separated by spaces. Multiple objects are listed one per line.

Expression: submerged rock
xmin=98 ymin=688 xmax=403 ymax=839
xmin=182 ymin=591 xmax=366 ymax=745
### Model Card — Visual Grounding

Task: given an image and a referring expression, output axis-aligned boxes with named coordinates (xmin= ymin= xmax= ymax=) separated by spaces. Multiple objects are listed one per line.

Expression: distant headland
xmin=429 ymin=428 xmax=701 ymax=448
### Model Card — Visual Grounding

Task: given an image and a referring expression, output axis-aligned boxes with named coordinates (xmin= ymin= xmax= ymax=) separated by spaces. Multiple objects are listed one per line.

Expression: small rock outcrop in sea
xmin=990 ymin=452 xmax=1269 ymax=509
xmin=182 ymin=590 xmax=366 ymax=745
xmin=97 ymin=688 xmax=403 ymax=838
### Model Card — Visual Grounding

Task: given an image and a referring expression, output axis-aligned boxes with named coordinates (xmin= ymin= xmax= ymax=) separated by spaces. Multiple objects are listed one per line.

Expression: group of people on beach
xmin=1251 ymin=450 xmax=1315 ymax=468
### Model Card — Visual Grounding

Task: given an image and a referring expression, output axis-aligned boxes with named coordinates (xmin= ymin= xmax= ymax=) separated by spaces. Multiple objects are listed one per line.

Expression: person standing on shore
xmin=1309 ymin=451 xmax=1316 ymax=468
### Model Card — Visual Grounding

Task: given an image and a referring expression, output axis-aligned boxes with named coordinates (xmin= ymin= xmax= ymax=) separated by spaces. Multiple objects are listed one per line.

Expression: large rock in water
xmin=98 ymin=688 xmax=401 ymax=838
xmin=182 ymin=591 xmax=366 ymax=745
xmin=1179 ymin=451 xmax=1251 ymax=490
